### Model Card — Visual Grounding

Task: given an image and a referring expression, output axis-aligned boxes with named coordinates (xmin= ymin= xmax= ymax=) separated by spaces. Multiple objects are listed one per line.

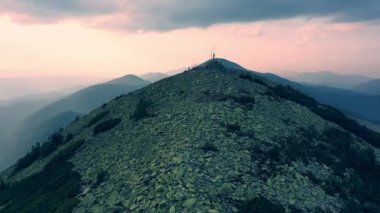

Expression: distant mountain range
xmin=15 ymin=75 xmax=149 ymax=152
xmin=353 ymin=79 xmax=380 ymax=95
xmin=287 ymin=71 xmax=374 ymax=90
xmin=0 ymin=92 xmax=66 ymax=170
xmin=0 ymin=75 xmax=105 ymax=101
xmin=0 ymin=75 xmax=149 ymax=171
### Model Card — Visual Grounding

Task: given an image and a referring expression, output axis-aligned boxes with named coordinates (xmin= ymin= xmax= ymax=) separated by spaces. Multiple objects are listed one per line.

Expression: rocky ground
xmin=1 ymin=60 xmax=379 ymax=212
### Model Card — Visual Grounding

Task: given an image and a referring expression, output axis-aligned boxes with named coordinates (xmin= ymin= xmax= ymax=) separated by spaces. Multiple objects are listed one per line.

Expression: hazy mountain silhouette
xmin=139 ymin=72 xmax=168 ymax=82
xmin=0 ymin=76 xmax=105 ymax=101
xmin=353 ymin=79 xmax=380 ymax=95
xmin=6 ymin=75 xmax=149 ymax=170
xmin=0 ymin=92 xmax=66 ymax=171
xmin=287 ymin=71 xmax=373 ymax=90
xmin=108 ymin=74 xmax=151 ymax=86
xmin=1 ymin=59 xmax=379 ymax=212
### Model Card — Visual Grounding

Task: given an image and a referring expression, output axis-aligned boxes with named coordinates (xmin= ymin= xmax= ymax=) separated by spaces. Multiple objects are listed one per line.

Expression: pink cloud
xmin=295 ymin=22 xmax=365 ymax=46
xmin=0 ymin=0 xmax=380 ymax=32
xmin=78 ymin=13 xmax=136 ymax=32
xmin=332 ymin=23 xmax=364 ymax=32
xmin=0 ymin=15 xmax=379 ymax=79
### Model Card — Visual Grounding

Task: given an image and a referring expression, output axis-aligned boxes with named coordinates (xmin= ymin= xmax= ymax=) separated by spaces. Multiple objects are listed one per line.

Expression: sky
xmin=0 ymin=0 xmax=380 ymax=78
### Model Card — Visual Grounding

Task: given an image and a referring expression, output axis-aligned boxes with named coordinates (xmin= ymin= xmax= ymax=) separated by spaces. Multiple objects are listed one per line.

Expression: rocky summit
xmin=1 ymin=59 xmax=379 ymax=213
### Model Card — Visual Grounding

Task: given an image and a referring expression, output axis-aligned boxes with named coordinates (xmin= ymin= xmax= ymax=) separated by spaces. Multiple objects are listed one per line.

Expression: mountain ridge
xmin=108 ymin=74 xmax=150 ymax=86
xmin=1 ymin=59 xmax=379 ymax=212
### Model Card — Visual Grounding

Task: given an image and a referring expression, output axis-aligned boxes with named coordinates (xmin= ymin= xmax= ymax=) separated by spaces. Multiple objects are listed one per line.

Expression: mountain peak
xmin=198 ymin=58 xmax=247 ymax=71
xmin=108 ymin=74 xmax=150 ymax=86
xmin=198 ymin=59 xmax=225 ymax=69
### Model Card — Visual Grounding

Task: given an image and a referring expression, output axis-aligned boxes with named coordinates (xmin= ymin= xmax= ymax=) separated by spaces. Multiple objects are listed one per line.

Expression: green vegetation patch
xmin=238 ymin=196 xmax=285 ymax=213
xmin=201 ymin=142 xmax=219 ymax=152
xmin=0 ymin=140 xmax=85 ymax=213
xmin=93 ymin=118 xmax=122 ymax=136
xmin=13 ymin=131 xmax=67 ymax=173
xmin=198 ymin=90 xmax=228 ymax=102
xmin=131 ymin=99 xmax=154 ymax=121
xmin=93 ymin=170 xmax=110 ymax=188
xmin=239 ymin=73 xmax=268 ymax=86
xmin=65 ymin=133 xmax=74 ymax=142
xmin=87 ymin=111 xmax=110 ymax=127
xmin=225 ymin=123 xmax=255 ymax=138
xmin=114 ymin=94 xmax=126 ymax=101
xmin=231 ymin=96 xmax=255 ymax=109
xmin=226 ymin=123 xmax=241 ymax=133
xmin=0 ymin=180 xmax=5 ymax=191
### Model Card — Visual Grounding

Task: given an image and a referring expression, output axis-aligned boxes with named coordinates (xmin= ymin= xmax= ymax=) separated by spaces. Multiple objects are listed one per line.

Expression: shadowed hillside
xmin=5 ymin=75 xmax=150 ymax=170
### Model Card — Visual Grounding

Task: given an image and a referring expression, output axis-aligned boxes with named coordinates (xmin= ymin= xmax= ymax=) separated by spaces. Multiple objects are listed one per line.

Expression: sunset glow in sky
xmin=1 ymin=1 xmax=380 ymax=78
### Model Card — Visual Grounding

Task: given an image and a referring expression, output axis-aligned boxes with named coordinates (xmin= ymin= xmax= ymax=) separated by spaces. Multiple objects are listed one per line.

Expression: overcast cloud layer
xmin=1 ymin=0 xmax=380 ymax=30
